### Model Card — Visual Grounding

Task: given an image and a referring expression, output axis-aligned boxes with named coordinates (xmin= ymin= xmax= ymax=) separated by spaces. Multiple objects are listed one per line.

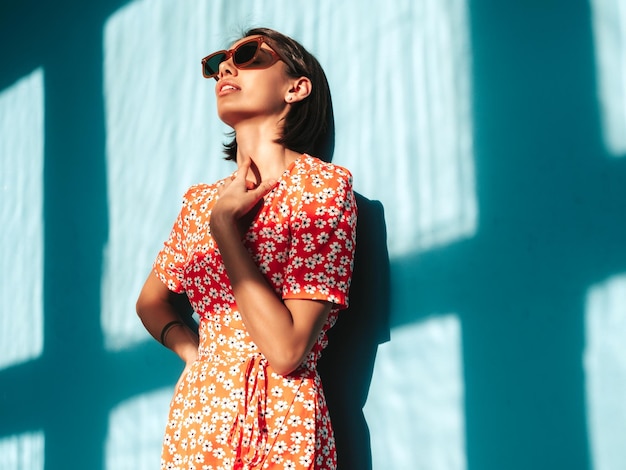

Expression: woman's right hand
xmin=211 ymin=158 xmax=277 ymax=236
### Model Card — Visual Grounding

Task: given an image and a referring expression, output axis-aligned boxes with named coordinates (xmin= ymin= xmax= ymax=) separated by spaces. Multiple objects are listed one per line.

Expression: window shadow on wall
xmin=1 ymin=1 xmax=625 ymax=470
xmin=0 ymin=1 xmax=182 ymax=469
xmin=391 ymin=1 xmax=626 ymax=469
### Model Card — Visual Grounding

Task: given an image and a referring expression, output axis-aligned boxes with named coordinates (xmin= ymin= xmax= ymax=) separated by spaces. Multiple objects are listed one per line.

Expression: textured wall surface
xmin=1 ymin=0 xmax=625 ymax=469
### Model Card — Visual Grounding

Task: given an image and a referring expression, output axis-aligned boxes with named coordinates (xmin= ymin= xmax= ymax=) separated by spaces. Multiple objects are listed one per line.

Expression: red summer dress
xmin=153 ymin=154 xmax=357 ymax=470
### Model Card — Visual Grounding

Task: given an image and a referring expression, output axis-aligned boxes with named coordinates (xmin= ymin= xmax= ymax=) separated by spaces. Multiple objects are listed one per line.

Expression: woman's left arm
xmin=210 ymin=165 xmax=331 ymax=375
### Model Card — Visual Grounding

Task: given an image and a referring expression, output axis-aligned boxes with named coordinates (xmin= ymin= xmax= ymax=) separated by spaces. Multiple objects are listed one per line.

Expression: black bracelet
xmin=160 ymin=320 xmax=184 ymax=346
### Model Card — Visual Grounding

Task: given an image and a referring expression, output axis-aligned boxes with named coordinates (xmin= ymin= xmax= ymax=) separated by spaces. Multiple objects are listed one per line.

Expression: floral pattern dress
xmin=153 ymin=154 xmax=357 ymax=470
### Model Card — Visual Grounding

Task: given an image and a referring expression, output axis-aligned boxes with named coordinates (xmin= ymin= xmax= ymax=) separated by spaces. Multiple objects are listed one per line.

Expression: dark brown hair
xmin=223 ymin=27 xmax=335 ymax=163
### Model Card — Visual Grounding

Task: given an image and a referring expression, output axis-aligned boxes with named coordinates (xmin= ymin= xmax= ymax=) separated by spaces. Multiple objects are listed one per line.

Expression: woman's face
xmin=214 ymin=36 xmax=292 ymax=128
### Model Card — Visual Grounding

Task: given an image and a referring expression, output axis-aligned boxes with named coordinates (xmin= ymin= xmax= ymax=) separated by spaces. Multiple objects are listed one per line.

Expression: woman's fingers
xmin=216 ymin=158 xmax=277 ymax=219
xmin=252 ymin=178 xmax=277 ymax=198
xmin=238 ymin=178 xmax=276 ymax=214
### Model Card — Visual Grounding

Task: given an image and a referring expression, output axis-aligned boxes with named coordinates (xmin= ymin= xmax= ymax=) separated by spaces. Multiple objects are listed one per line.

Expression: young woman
xmin=136 ymin=28 xmax=357 ymax=470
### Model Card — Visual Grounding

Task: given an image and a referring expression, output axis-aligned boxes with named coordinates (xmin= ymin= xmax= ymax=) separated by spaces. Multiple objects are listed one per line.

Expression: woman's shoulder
xmin=181 ymin=177 xmax=229 ymax=204
xmin=298 ymin=154 xmax=353 ymax=182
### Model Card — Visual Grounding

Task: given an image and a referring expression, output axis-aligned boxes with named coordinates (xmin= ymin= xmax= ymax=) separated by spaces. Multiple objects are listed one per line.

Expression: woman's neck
xmin=233 ymin=121 xmax=299 ymax=184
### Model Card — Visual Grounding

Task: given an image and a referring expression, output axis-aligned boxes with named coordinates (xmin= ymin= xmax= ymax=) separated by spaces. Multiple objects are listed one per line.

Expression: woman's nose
xmin=218 ymin=57 xmax=236 ymax=79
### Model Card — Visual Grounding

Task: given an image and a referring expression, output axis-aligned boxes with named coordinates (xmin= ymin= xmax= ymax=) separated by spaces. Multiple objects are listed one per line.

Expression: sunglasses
xmin=201 ymin=37 xmax=282 ymax=80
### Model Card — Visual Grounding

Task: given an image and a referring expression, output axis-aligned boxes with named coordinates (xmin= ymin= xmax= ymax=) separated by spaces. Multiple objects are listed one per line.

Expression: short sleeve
xmin=282 ymin=165 xmax=358 ymax=309
xmin=152 ymin=188 xmax=193 ymax=293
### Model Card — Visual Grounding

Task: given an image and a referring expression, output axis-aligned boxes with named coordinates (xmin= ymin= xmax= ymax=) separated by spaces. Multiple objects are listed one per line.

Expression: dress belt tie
xmin=230 ymin=354 xmax=270 ymax=468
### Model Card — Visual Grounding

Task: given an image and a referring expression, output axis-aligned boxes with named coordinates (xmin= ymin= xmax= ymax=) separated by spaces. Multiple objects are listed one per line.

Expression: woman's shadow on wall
xmin=317 ymin=192 xmax=391 ymax=470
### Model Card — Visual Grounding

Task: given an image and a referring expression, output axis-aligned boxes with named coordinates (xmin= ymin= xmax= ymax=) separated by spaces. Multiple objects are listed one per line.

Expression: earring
xmin=287 ymin=95 xmax=293 ymax=102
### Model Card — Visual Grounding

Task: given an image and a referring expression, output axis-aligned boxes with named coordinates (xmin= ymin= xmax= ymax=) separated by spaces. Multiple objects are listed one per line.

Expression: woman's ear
xmin=286 ymin=77 xmax=312 ymax=103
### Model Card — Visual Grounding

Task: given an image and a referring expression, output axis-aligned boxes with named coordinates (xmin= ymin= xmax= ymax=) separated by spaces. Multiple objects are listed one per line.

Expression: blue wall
xmin=1 ymin=0 xmax=625 ymax=469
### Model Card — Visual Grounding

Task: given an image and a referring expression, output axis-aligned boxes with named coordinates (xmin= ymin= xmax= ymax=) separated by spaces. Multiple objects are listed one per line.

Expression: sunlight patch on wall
xmin=591 ymin=0 xmax=626 ymax=156
xmin=0 ymin=431 xmax=45 ymax=470
xmin=100 ymin=0 xmax=476 ymax=348
xmin=364 ymin=315 xmax=466 ymax=470
xmin=329 ymin=0 xmax=477 ymax=255
xmin=106 ymin=388 xmax=172 ymax=470
xmin=101 ymin=0 xmax=233 ymax=350
xmin=0 ymin=68 xmax=44 ymax=369
xmin=584 ymin=274 xmax=626 ymax=470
